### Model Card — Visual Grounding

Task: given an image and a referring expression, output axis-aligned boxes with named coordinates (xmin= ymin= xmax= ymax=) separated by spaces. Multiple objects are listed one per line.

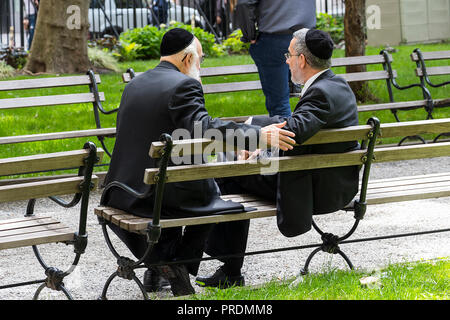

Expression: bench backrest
xmin=0 ymin=71 xmax=117 ymax=157
xmin=410 ymin=49 xmax=450 ymax=88
xmin=122 ymin=53 xmax=395 ymax=96
xmin=0 ymin=73 xmax=104 ymax=111
xmin=144 ymin=118 xmax=450 ymax=185
xmin=0 ymin=145 xmax=104 ymax=203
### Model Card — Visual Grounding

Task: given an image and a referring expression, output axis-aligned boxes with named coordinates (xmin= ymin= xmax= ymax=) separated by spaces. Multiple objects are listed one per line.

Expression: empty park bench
xmin=0 ymin=142 xmax=103 ymax=299
xmin=94 ymin=117 xmax=450 ymax=299
xmin=0 ymin=70 xmax=116 ymax=157
xmin=410 ymin=49 xmax=450 ymax=142
xmin=123 ymin=51 xmax=434 ymax=127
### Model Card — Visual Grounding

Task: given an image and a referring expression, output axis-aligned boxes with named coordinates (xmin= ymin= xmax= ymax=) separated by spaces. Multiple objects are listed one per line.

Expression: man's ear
xmin=183 ymin=53 xmax=193 ymax=68
xmin=299 ymin=54 xmax=307 ymax=69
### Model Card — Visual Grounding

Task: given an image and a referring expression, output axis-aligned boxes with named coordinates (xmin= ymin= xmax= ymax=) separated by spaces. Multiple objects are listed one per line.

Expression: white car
xmin=89 ymin=0 xmax=205 ymax=37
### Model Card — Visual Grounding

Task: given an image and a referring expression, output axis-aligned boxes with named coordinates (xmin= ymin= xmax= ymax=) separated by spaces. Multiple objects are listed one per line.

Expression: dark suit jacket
xmin=251 ymin=69 xmax=360 ymax=237
xmin=102 ymin=61 xmax=261 ymax=219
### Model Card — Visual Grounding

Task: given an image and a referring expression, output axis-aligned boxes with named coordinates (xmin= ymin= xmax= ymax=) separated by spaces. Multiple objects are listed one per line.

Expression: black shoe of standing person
xmin=143 ymin=267 xmax=170 ymax=292
xmin=195 ymin=267 xmax=245 ymax=289
xmin=156 ymin=264 xmax=195 ymax=296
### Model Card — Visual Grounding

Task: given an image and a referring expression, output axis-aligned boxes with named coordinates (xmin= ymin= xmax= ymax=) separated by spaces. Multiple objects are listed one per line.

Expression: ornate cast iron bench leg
xmin=300 ymin=118 xmax=379 ymax=276
xmin=300 ymin=220 xmax=358 ymax=276
xmin=97 ymin=217 xmax=155 ymax=300
xmin=98 ymin=134 xmax=172 ymax=300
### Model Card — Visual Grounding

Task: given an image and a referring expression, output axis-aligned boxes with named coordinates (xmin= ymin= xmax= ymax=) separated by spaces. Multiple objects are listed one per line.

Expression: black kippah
xmin=160 ymin=28 xmax=195 ymax=56
xmin=305 ymin=29 xmax=334 ymax=60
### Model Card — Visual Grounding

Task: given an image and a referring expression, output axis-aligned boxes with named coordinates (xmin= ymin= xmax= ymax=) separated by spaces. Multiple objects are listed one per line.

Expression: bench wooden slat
xmin=339 ymin=70 xmax=395 ymax=82
xmin=357 ymin=99 xmax=429 ymax=112
xmin=364 ymin=171 xmax=450 ymax=185
xmin=0 ymin=128 xmax=116 ymax=145
xmin=0 ymin=148 xmax=104 ymax=176
xmin=219 ymin=115 xmax=253 ymax=123
xmin=145 ymin=142 xmax=450 ymax=184
xmin=122 ymin=55 xmax=392 ymax=83
xmin=331 ymin=54 xmax=391 ymax=67
xmin=0 ymin=217 xmax=59 ymax=232
xmin=367 ymin=185 xmax=450 ymax=205
xmin=145 ymin=149 xmax=367 ymax=184
xmin=373 ymin=142 xmax=450 ymax=163
xmin=94 ymin=205 xmax=277 ymax=232
xmin=202 ymin=81 xmax=262 ymax=94
xmin=410 ymin=50 xmax=450 ymax=62
xmin=203 ymin=71 xmax=395 ymax=94
xmin=0 ymin=223 xmax=68 ymax=238
xmin=367 ymin=173 xmax=450 ymax=190
xmin=415 ymin=66 xmax=450 ymax=77
xmin=367 ymin=179 xmax=450 ymax=195
xmin=0 ymin=176 xmax=98 ymax=203
xmin=0 ymin=226 xmax=74 ymax=250
xmin=149 ymin=119 xmax=450 ymax=158
xmin=0 ymin=92 xmax=105 ymax=110
xmin=200 ymin=64 xmax=259 ymax=77
xmin=0 ymin=74 xmax=101 ymax=91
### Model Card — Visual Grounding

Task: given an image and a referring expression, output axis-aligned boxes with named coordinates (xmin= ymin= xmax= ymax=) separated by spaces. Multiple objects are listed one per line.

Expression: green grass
xmin=190 ymin=258 xmax=450 ymax=300
xmin=0 ymin=42 xmax=449 ymax=162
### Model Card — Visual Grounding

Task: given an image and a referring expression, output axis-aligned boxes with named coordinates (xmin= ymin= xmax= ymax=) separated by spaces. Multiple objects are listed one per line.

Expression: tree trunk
xmin=25 ymin=0 xmax=91 ymax=74
xmin=344 ymin=0 xmax=372 ymax=102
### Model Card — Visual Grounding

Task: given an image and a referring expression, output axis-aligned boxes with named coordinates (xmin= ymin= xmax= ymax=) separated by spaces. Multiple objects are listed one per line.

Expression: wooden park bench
xmin=0 ymin=70 xmax=117 ymax=157
xmin=123 ymin=51 xmax=434 ymax=127
xmin=94 ymin=117 xmax=450 ymax=299
xmin=410 ymin=49 xmax=450 ymax=142
xmin=0 ymin=142 xmax=103 ymax=299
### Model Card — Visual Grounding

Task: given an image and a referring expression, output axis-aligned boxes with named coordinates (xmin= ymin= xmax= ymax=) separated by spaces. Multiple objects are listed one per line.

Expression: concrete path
xmin=0 ymin=157 xmax=449 ymax=300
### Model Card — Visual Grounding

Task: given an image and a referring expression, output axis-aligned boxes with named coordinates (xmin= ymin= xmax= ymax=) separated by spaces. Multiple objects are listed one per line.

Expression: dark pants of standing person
xmin=249 ymin=32 xmax=293 ymax=117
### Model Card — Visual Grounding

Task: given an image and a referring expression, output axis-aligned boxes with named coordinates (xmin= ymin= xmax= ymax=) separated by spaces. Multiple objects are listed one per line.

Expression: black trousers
xmin=205 ymin=174 xmax=278 ymax=275
xmin=107 ymin=222 xmax=213 ymax=276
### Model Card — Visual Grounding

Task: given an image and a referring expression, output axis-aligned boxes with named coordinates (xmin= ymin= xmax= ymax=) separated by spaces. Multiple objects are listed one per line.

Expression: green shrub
xmin=113 ymin=41 xmax=143 ymax=62
xmin=119 ymin=22 xmax=217 ymax=60
xmin=316 ymin=13 xmax=344 ymax=44
xmin=88 ymin=47 xmax=121 ymax=72
xmin=0 ymin=60 xmax=15 ymax=79
xmin=221 ymin=29 xmax=250 ymax=55
xmin=168 ymin=22 xmax=216 ymax=57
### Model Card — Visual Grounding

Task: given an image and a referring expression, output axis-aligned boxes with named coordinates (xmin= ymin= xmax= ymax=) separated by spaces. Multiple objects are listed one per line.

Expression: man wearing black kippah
xmin=101 ymin=28 xmax=296 ymax=296
xmin=198 ymin=28 xmax=360 ymax=289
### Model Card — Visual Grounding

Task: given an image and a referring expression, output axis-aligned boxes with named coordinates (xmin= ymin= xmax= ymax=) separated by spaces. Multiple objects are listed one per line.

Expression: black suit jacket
xmin=102 ymin=61 xmax=261 ymax=218
xmin=251 ymin=70 xmax=360 ymax=237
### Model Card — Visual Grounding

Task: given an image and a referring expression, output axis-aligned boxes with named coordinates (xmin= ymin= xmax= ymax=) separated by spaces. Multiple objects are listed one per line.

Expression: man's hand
xmin=260 ymin=121 xmax=296 ymax=151
xmin=238 ymin=149 xmax=261 ymax=161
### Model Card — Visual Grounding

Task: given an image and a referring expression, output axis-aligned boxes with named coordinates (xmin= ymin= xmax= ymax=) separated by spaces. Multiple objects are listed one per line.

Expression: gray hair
xmin=292 ymin=28 xmax=331 ymax=70
xmin=178 ymin=37 xmax=198 ymax=61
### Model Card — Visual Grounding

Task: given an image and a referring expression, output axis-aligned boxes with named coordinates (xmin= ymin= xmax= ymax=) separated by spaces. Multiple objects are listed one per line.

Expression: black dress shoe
xmin=143 ymin=267 xmax=170 ymax=292
xmin=195 ymin=267 xmax=245 ymax=289
xmin=156 ymin=264 xmax=195 ymax=296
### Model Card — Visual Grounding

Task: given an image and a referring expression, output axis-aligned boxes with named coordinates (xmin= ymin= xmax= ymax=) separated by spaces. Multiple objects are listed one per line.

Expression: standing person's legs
xmin=249 ymin=33 xmax=293 ymax=117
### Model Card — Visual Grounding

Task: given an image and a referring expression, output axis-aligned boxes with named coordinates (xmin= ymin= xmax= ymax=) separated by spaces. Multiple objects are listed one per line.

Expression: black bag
xmin=235 ymin=0 xmax=259 ymax=43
